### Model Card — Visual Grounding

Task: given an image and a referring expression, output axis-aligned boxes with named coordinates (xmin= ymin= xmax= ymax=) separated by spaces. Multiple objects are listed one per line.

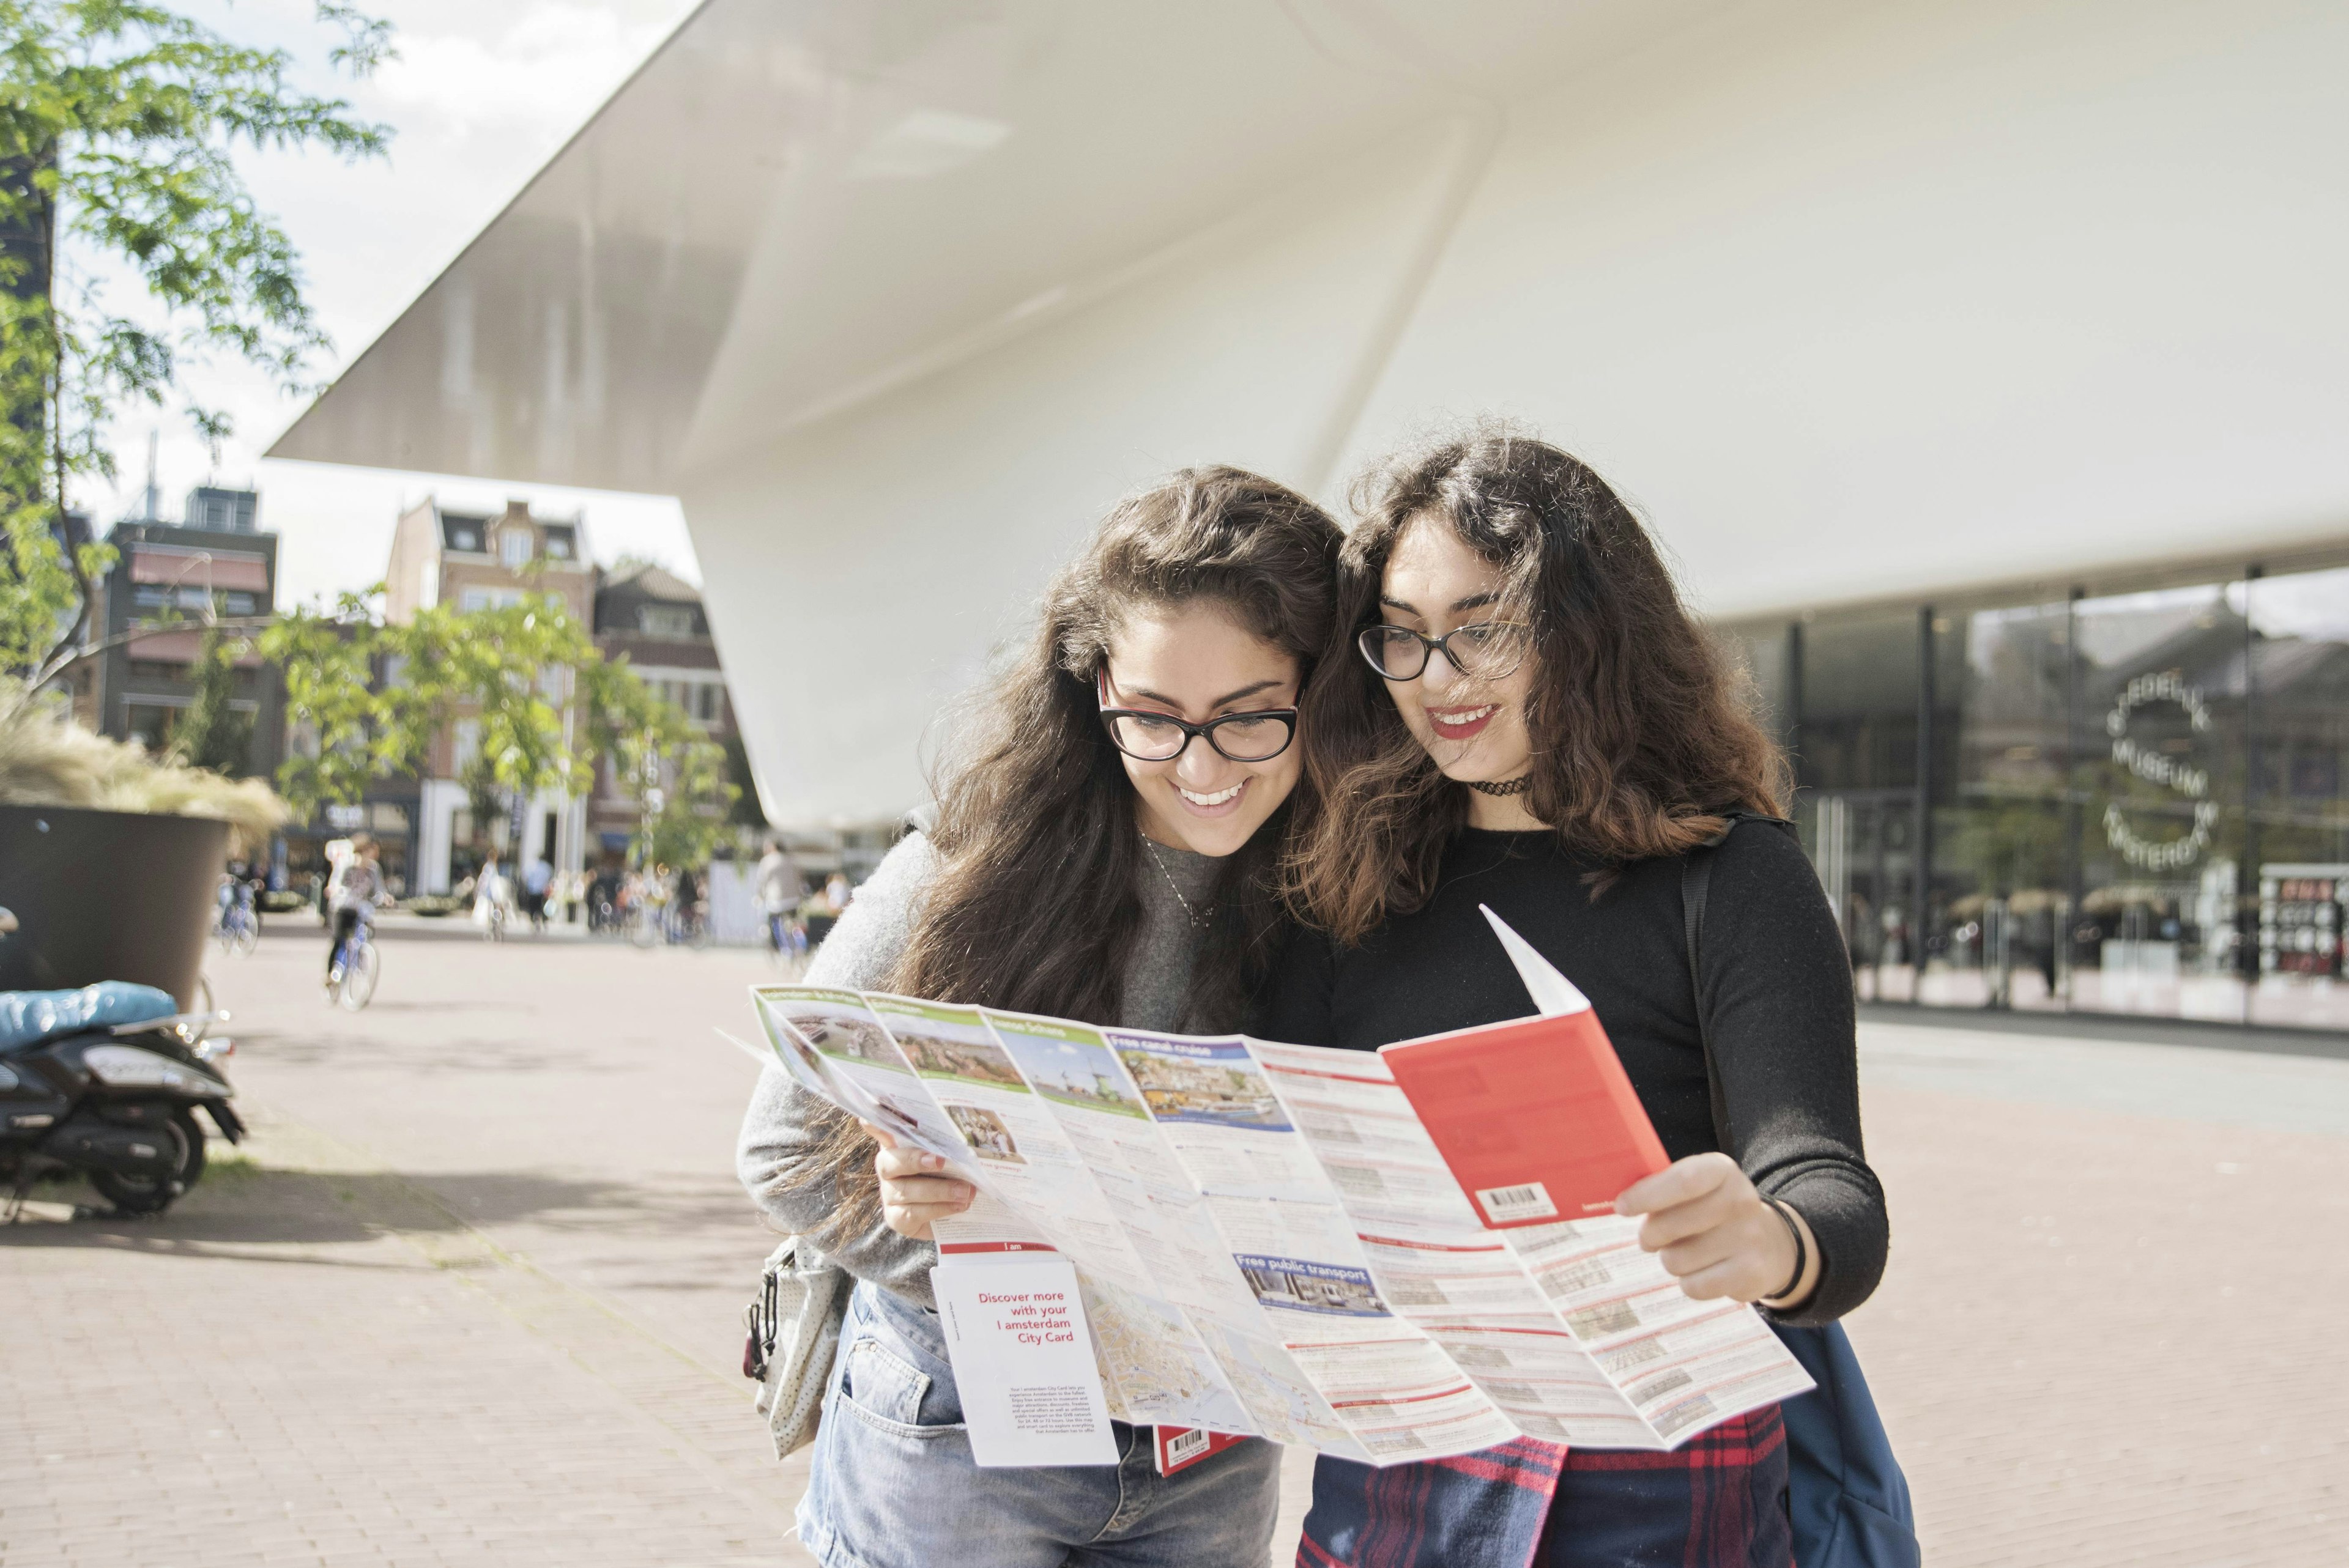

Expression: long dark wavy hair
xmin=1286 ymin=429 xmax=1790 ymax=943
xmin=810 ymin=466 xmax=1343 ymax=1237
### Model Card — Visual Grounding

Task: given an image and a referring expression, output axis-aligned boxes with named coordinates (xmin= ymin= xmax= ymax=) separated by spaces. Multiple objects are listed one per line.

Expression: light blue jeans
xmin=797 ymin=1281 xmax=1282 ymax=1568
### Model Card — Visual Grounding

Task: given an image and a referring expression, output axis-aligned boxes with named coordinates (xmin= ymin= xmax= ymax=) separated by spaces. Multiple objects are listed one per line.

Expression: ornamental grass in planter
xmin=0 ymin=681 xmax=286 ymax=847
xmin=0 ymin=681 xmax=291 ymax=1003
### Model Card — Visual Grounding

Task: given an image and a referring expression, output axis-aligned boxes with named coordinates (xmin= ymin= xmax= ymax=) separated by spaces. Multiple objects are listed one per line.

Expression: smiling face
xmin=1376 ymin=517 xmax=1540 ymax=824
xmin=1101 ymin=601 xmax=1304 ymax=858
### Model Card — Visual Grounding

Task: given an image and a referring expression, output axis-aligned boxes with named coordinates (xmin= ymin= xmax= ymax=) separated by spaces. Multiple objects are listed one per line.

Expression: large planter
xmin=0 ymin=804 xmax=229 ymax=1008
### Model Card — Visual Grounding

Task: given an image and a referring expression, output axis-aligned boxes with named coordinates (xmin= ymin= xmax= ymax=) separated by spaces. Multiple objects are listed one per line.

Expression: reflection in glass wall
xmin=2245 ymin=567 xmax=2349 ymax=1027
xmin=1788 ymin=611 xmax=1920 ymax=1005
xmin=2069 ymin=583 xmax=2249 ymax=1022
xmin=1937 ymin=599 xmax=2072 ymax=1013
xmin=1724 ymin=552 xmax=2349 ymax=1033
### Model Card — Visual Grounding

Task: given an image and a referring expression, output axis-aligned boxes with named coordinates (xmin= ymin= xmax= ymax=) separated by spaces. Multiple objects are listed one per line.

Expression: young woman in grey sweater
xmin=736 ymin=467 xmax=1342 ymax=1568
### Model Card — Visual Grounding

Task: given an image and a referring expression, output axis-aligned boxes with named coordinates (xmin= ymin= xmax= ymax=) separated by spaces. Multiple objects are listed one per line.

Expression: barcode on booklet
xmin=1152 ymin=1426 xmax=1245 ymax=1475
xmin=1475 ymin=1181 xmax=1559 ymax=1222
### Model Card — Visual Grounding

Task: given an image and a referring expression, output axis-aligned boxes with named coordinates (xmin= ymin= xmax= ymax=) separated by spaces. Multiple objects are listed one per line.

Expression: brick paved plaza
xmin=4 ymin=920 xmax=2345 ymax=1567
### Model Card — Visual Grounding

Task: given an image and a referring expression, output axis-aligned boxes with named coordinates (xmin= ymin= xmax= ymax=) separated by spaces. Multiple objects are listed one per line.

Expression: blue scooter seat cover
xmin=0 ymin=982 xmax=180 ymax=1051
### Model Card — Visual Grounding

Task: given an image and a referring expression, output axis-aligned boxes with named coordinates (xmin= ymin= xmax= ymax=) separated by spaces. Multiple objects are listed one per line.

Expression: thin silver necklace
xmin=1143 ymin=837 xmax=1216 ymax=928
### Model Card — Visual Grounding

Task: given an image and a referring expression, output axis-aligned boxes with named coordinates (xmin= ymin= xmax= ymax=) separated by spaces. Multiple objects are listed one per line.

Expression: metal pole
xmin=1786 ymin=620 xmax=1806 ymax=796
xmin=2241 ymin=565 xmax=2263 ymax=1023
xmin=1914 ymin=606 xmax=1935 ymax=1000
xmin=2064 ymin=588 xmax=2085 ymax=1008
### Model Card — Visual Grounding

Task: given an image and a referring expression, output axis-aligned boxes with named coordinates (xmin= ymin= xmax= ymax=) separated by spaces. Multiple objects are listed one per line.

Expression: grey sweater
xmin=734 ymin=831 xmax=1222 ymax=1308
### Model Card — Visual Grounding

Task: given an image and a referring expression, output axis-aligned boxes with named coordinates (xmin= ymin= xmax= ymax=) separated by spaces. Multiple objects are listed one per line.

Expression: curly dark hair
xmin=1285 ymin=428 xmax=1789 ymax=942
xmin=809 ymin=465 xmax=1343 ymax=1238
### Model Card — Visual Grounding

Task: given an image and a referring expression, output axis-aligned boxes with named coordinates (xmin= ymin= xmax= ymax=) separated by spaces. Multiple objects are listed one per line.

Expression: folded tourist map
xmin=747 ymin=910 xmax=1811 ymax=1468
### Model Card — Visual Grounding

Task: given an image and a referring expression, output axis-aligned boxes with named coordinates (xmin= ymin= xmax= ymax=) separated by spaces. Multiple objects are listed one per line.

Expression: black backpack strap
xmin=1682 ymin=811 xmax=1796 ymax=1156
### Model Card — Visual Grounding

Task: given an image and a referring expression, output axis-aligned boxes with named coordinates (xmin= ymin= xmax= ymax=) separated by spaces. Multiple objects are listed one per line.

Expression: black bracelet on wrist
xmin=1764 ymin=1197 xmax=1808 ymax=1303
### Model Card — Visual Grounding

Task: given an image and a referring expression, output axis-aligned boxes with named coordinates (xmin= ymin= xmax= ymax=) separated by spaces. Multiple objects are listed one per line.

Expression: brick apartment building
xmin=587 ymin=561 xmax=740 ymax=863
xmin=385 ymin=497 xmax=597 ymax=893
xmin=78 ymin=486 xmax=289 ymax=785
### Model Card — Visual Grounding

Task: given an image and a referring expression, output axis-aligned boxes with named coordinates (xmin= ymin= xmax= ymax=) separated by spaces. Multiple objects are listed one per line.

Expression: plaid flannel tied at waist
xmin=1297 ymin=1405 xmax=1791 ymax=1568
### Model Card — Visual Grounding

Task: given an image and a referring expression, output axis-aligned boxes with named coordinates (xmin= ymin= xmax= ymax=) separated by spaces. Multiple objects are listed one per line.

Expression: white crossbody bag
xmin=742 ymin=1237 xmax=851 ymax=1459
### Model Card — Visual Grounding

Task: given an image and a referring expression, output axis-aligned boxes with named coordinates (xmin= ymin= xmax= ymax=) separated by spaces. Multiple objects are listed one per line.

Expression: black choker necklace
xmin=1466 ymin=776 xmax=1532 ymax=797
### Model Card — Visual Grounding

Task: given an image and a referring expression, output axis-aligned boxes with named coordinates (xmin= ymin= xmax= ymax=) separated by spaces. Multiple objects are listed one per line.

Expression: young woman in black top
xmin=1264 ymin=431 xmax=1888 ymax=1568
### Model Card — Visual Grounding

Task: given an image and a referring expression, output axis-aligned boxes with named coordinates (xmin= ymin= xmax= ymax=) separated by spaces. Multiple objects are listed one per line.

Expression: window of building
xmin=220 ymin=591 xmax=258 ymax=617
xmin=459 ymin=586 xmax=525 ymax=613
xmin=446 ymin=520 xmax=484 ymax=553
xmin=500 ymin=530 xmax=532 ymax=568
xmin=124 ymin=703 xmax=179 ymax=749
xmin=133 ymin=583 xmax=171 ymax=609
xmin=698 ymin=682 xmax=720 ymax=723
xmin=127 ymin=659 xmax=186 ymax=683
xmin=2243 ymin=565 xmax=2349 ymax=1028
xmin=638 ymin=604 xmax=696 ymax=639
xmin=543 ymin=530 xmax=573 ymax=560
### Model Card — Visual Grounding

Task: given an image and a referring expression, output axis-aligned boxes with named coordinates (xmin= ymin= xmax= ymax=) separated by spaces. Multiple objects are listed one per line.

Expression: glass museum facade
xmin=1723 ymin=549 xmax=2349 ymax=1033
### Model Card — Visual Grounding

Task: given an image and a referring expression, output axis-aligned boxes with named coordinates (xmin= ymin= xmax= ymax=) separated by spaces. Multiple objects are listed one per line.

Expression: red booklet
xmin=1152 ymin=1425 xmax=1250 ymax=1475
xmin=1377 ymin=908 xmax=1670 ymax=1229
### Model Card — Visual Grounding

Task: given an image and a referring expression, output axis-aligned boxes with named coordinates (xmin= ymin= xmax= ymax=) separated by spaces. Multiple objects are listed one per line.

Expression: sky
xmin=73 ymin=0 xmax=706 ymax=608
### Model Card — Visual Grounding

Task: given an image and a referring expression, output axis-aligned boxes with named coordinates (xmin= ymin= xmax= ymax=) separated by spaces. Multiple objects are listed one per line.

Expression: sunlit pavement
xmin=3 ymin=924 xmax=2343 ymax=1567
xmin=1852 ymin=1023 xmax=2347 ymax=1567
xmin=3 ymin=923 xmax=815 ymax=1568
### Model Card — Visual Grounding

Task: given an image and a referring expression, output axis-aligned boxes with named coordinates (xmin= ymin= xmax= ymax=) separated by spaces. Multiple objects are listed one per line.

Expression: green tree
xmin=397 ymin=596 xmax=596 ymax=836
xmin=635 ymin=732 xmax=735 ymax=870
xmin=169 ymin=621 xmax=248 ymax=772
xmin=263 ymin=588 xmax=732 ymax=860
xmin=584 ymin=653 xmax=738 ymax=868
xmin=0 ymin=1 xmax=390 ymax=687
xmin=256 ymin=588 xmax=384 ymax=823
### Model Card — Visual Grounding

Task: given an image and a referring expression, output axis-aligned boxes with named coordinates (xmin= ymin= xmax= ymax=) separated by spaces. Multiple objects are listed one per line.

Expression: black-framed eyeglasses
xmin=1096 ymin=673 xmax=1298 ymax=764
xmin=1356 ymin=621 xmax=1534 ymax=682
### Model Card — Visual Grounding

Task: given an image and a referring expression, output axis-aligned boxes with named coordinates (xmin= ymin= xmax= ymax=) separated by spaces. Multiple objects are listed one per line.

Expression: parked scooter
xmin=1 ymin=962 xmax=242 ymax=1218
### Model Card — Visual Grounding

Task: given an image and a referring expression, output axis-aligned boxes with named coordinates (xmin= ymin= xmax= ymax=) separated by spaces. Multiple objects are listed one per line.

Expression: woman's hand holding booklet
xmin=748 ymin=911 xmax=1814 ymax=1470
xmin=866 ymin=1126 xmax=975 ymax=1240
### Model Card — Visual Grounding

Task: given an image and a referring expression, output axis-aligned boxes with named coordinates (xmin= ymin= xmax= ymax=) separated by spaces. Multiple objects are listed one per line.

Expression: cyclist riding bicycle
xmin=325 ymin=835 xmax=389 ymax=983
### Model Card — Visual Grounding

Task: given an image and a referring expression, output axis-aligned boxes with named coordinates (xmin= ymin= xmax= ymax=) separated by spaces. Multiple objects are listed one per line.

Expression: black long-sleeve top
xmin=1255 ymin=822 xmax=1887 ymax=1326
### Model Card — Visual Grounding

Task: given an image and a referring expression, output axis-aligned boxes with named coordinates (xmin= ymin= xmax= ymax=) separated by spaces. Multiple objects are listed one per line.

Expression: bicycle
xmin=213 ymin=894 xmax=259 ymax=957
xmin=326 ymin=907 xmax=382 ymax=1010
xmin=764 ymin=912 xmax=809 ymax=969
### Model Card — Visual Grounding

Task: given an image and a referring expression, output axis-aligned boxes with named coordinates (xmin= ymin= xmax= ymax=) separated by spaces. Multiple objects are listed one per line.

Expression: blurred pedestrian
xmin=754 ymin=837 xmax=803 ymax=956
xmin=316 ymin=838 xmax=352 ymax=926
xmin=472 ymin=854 xmax=515 ymax=939
xmin=522 ymin=853 xmax=554 ymax=933
xmin=674 ymin=862 xmax=706 ymax=943
xmin=804 ymin=868 xmax=851 ymax=949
